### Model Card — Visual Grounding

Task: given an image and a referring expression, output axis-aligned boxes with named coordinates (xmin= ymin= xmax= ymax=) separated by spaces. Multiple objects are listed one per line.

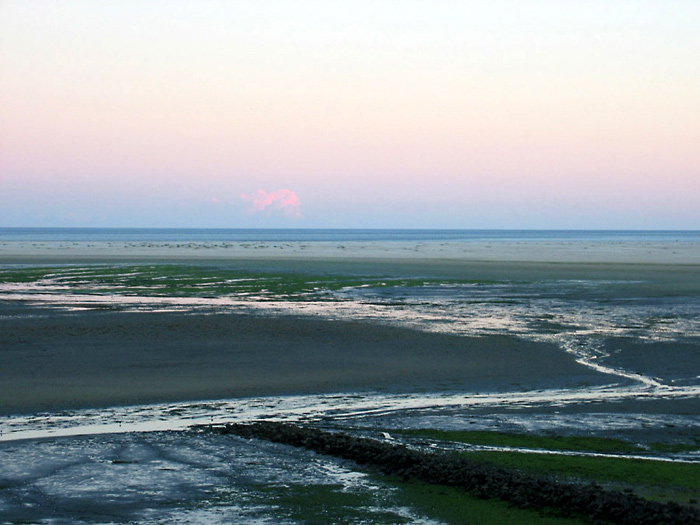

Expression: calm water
xmin=1 ymin=227 xmax=699 ymax=243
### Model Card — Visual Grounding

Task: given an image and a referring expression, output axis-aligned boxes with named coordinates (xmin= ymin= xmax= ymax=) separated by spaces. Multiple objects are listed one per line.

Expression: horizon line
xmin=2 ymin=226 xmax=699 ymax=232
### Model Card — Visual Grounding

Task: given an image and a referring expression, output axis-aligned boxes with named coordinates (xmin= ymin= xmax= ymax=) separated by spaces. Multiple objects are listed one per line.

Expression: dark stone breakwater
xmin=204 ymin=422 xmax=700 ymax=525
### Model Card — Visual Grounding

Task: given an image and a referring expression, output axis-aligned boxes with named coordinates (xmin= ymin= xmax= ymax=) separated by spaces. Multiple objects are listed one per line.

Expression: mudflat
xmin=2 ymin=239 xmax=700 ymax=289
xmin=2 ymin=238 xmax=700 ymax=265
xmin=2 ymin=239 xmax=698 ymax=415
xmin=0 ymin=303 xmax=613 ymax=415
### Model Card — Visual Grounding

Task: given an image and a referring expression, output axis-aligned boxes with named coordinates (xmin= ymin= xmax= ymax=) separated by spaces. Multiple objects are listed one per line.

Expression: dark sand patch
xmin=0 ymin=304 xmax=613 ymax=415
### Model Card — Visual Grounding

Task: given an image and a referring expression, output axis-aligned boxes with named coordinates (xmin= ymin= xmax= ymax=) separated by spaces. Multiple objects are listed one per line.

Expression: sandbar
xmin=1 ymin=238 xmax=700 ymax=264
xmin=2 ymin=239 xmax=700 ymax=293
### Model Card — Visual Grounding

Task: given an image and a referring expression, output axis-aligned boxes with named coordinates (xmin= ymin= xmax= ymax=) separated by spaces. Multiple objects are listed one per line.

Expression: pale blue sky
xmin=1 ymin=1 xmax=699 ymax=228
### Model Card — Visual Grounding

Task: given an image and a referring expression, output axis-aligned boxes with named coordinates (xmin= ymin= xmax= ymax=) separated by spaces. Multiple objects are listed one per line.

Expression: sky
xmin=1 ymin=1 xmax=699 ymax=229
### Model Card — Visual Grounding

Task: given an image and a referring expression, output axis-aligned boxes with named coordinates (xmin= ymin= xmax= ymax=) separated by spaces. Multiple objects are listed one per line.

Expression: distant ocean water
xmin=0 ymin=227 xmax=698 ymax=243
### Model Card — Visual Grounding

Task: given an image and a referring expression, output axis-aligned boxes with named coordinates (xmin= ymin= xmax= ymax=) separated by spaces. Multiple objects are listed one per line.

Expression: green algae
xmin=398 ymin=429 xmax=645 ymax=454
xmin=243 ymin=479 xmax=590 ymax=524
xmin=394 ymin=429 xmax=700 ymax=506
xmin=0 ymin=264 xmax=502 ymax=301
xmin=460 ymin=450 xmax=700 ymax=504
xmin=387 ymin=479 xmax=589 ymax=525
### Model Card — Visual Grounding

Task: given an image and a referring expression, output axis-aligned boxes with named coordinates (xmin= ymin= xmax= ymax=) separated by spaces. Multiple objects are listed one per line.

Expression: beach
xmin=2 ymin=237 xmax=699 ymax=414
xmin=1 ymin=234 xmax=699 ymax=523
xmin=3 ymin=235 xmax=700 ymax=264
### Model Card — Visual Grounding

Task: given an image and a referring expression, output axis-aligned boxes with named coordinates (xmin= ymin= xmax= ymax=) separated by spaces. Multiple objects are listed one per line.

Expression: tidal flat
xmin=1 ymin=237 xmax=699 ymax=523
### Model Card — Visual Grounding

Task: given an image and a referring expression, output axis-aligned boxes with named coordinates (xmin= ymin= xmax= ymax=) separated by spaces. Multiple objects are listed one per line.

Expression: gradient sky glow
xmin=1 ymin=1 xmax=699 ymax=228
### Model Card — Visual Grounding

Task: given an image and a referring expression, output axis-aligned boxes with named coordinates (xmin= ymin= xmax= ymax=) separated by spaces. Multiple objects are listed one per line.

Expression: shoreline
xmin=2 ymin=238 xmax=700 ymax=265
xmin=2 ymin=245 xmax=700 ymax=298
xmin=2 ymin=240 xmax=699 ymax=416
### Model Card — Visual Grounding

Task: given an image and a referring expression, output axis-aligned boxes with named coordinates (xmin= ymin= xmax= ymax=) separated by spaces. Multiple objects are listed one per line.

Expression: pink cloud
xmin=240 ymin=188 xmax=301 ymax=218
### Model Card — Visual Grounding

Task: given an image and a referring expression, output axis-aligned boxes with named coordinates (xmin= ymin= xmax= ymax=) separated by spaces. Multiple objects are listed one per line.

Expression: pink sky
xmin=241 ymin=189 xmax=301 ymax=218
xmin=1 ymin=1 xmax=699 ymax=228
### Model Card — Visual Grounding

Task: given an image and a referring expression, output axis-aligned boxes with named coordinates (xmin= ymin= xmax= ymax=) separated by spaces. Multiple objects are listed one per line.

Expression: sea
xmin=1 ymin=228 xmax=699 ymax=523
xmin=1 ymin=227 xmax=699 ymax=243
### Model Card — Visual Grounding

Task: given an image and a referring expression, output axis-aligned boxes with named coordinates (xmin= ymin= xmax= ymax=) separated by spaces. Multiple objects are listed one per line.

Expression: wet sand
xmin=2 ymin=238 xmax=700 ymax=265
xmin=2 ymin=240 xmax=699 ymax=524
xmin=0 ymin=304 xmax=614 ymax=415
xmin=2 ymin=239 xmax=700 ymax=292
xmin=2 ymin=240 xmax=699 ymax=415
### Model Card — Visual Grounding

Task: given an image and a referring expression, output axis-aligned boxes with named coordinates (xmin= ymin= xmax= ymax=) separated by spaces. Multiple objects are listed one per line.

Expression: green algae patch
xmin=461 ymin=450 xmax=700 ymax=504
xmin=649 ymin=441 xmax=700 ymax=454
xmin=212 ymin=422 xmax=700 ymax=523
xmin=0 ymin=266 xmax=59 ymax=283
xmin=387 ymin=479 xmax=589 ymax=525
xmin=399 ymin=429 xmax=643 ymax=454
xmin=395 ymin=429 xmax=700 ymax=505
xmin=0 ymin=263 xmax=498 ymax=301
